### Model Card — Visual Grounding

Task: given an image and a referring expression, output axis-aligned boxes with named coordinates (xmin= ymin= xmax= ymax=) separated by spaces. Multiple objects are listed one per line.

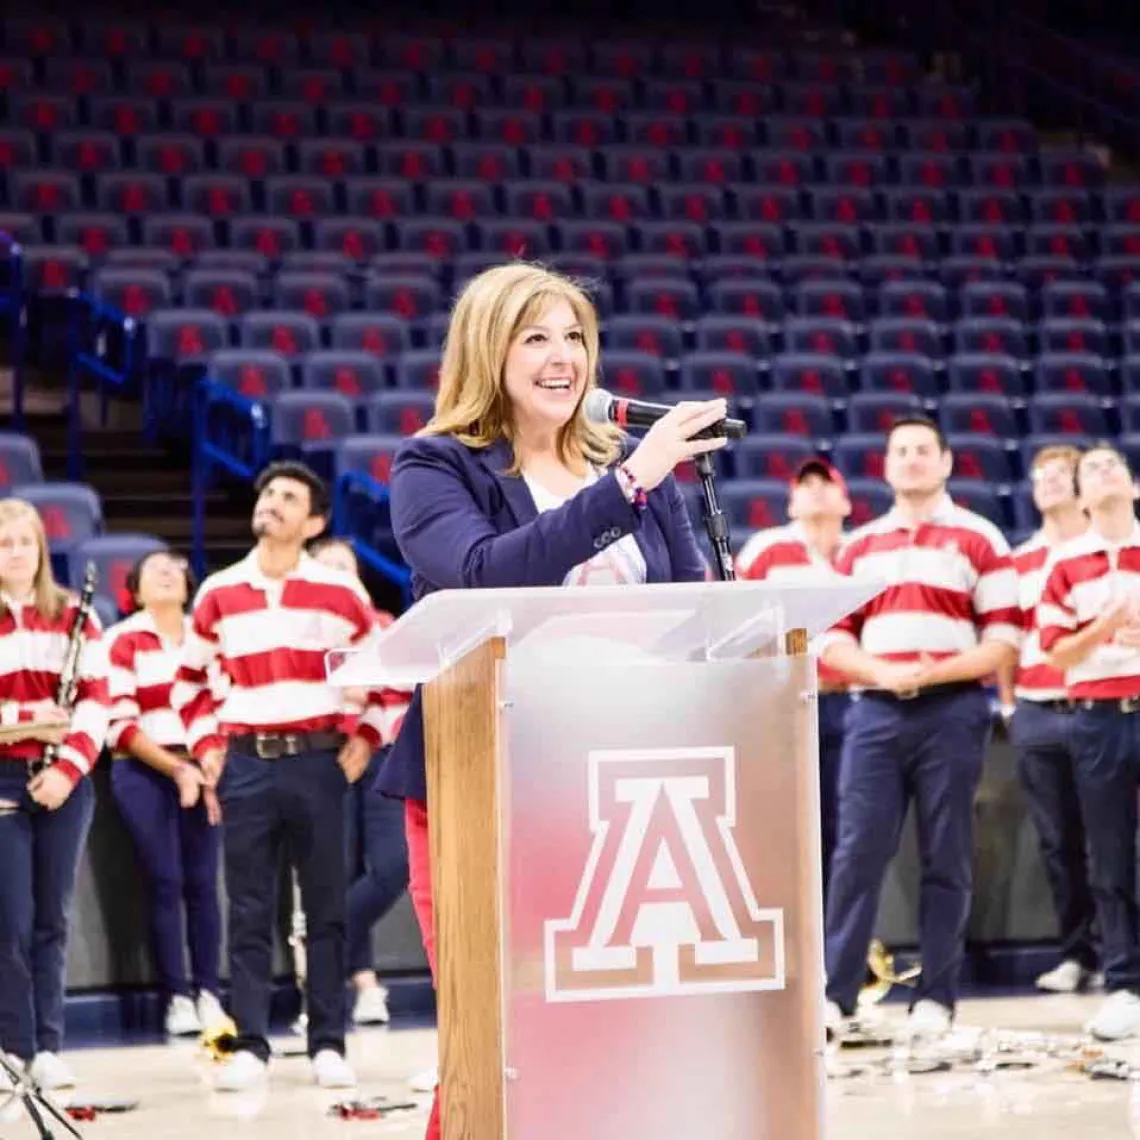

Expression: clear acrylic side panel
xmin=500 ymin=651 xmax=825 ymax=1140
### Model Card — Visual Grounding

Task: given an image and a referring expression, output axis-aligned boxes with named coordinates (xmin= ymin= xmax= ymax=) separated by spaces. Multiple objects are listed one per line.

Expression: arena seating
xmin=2 ymin=14 xmax=1137 ymax=550
xmin=0 ymin=430 xmax=166 ymax=623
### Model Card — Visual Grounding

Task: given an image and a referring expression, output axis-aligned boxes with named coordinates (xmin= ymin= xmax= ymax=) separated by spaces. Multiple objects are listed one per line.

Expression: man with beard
xmin=172 ymin=461 xmax=383 ymax=1091
xmin=818 ymin=417 xmax=1021 ymax=1039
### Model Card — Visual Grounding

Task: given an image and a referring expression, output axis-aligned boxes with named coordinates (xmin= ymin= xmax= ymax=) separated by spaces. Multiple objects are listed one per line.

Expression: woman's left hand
xmin=28 ymin=767 xmax=76 ymax=811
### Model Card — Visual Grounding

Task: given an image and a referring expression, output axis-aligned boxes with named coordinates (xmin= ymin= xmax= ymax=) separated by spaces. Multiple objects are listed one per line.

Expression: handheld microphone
xmin=583 ymin=389 xmax=746 ymax=440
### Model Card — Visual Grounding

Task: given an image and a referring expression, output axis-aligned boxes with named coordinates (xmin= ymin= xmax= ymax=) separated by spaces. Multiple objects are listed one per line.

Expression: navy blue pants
xmin=110 ymin=758 xmax=222 ymax=1000
xmin=1069 ymin=707 xmax=1140 ymax=993
xmin=817 ymin=693 xmax=848 ymax=906
xmin=345 ymin=750 xmax=409 ymax=976
xmin=1009 ymin=701 xmax=1098 ymax=970
xmin=0 ymin=765 xmax=94 ymax=1062
xmin=219 ymin=747 xmax=348 ymax=1062
xmin=825 ymin=687 xmax=991 ymax=1014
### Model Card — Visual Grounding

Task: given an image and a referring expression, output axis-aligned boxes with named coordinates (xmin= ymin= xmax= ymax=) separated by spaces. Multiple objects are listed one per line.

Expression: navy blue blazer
xmin=375 ymin=433 xmax=707 ymax=801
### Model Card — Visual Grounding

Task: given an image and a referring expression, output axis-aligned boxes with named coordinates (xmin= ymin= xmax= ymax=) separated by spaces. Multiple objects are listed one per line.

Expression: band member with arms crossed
xmin=998 ymin=445 xmax=1098 ymax=994
xmin=1038 ymin=444 xmax=1140 ymax=1041
xmin=106 ymin=549 xmax=226 ymax=1039
xmin=736 ymin=458 xmax=851 ymax=904
xmin=172 ymin=462 xmax=386 ymax=1091
xmin=818 ymin=418 xmax=1021 ymax=1038
xmin=0 ymin=498 xmax=109 ymax=1091
xmin=382 ymin=263 xmax=723 ymax=1140
xmin=309 ymin=537 xmax=410 ymax=1027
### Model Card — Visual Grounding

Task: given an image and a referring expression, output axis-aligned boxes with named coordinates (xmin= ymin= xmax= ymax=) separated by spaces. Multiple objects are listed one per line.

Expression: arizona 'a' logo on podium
xmin=544 ymin=746 xmax=784 ymax=1003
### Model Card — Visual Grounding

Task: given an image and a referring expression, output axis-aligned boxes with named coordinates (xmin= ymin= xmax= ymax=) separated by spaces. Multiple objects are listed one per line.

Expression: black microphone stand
xmin=0 ymin=1053 xmax=84 ymax=1140
xmin=695 ymin=453 xmax=735 ymax=583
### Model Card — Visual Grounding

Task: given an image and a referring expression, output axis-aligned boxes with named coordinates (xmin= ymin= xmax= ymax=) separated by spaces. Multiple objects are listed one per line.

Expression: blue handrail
xmin=0 ymin=233 xmax=25 ymax=430
xmin=190 ymin=379 xmax=270 ymax=579
xmin=332 ymin=470 xmax=413 ymax=607
xmin=64 ymin=292 xmax=143 ymax=479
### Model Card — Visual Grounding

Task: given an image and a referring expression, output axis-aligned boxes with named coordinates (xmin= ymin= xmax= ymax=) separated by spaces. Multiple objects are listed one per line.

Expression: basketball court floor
xmin=4 ymin=993 xmax=1140 ymax=1138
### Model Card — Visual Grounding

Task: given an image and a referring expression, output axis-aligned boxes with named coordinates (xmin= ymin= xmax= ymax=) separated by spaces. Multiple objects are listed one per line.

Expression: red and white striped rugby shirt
xmin=172 ymin=551 xmax=385 ymax=760
xmin=1012 ymin=531 xmax=1071 ymax=701
xmin=736 ymin=522 xmax=851 ymax=687
xmin=106 ymin=610 xmax=192 ymax=753
xmin=1038 ymin=523 xmax=1140 ymax=699
xmin=819 ymin=495 xmax=1022 ymax=663
xmin=0 ymin=597 xmax=109 ymax=785
xmin=341 ymin=610 xmax=411 ymax=747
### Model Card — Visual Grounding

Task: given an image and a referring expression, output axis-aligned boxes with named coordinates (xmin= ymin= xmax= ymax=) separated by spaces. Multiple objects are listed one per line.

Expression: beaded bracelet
xmin=617 ymin=463 xmax=648 ymax=512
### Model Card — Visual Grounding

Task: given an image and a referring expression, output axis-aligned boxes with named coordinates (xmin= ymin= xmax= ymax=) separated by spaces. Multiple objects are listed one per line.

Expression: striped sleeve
xmin=344 ymin=584 xmax=388 ymax=751
xmin=172 ymin=587 xmax=225 ymax=760
xmin=1037 ymin=558 xmax=1079 ymax=654
xmin=971 ymin=529 xmax=1023 ymax=648
xmin=817 ymin=536 xmax=865 ymax=650
xmin=56 ymin=613 xmax=110 ymax=785
xmin=105 ymin=625 xmax=141 ymax=753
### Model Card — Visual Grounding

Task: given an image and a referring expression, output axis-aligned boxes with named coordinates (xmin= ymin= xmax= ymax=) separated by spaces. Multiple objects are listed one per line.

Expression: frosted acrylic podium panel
xmin=325 ymin=580 xmax=880 ymax=688
xmin=326 ymin=581 xmax=880 ymax=1140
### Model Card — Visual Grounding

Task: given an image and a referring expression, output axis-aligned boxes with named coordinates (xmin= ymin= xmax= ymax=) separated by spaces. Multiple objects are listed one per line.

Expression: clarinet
xmin=29 ymin=562 xmax=99 ymax=779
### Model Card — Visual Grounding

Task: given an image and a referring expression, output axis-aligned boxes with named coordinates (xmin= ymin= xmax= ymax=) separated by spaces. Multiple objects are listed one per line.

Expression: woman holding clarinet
xmin=0 ymin=498 xmax=109 ymax=1091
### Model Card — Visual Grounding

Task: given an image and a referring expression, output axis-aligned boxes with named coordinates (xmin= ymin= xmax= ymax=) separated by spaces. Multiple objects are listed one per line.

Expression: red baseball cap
xmin=792 ymin=457 xmax=848 ymax=496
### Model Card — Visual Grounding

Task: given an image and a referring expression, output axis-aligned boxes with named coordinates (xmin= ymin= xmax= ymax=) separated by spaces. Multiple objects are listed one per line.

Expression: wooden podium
xmin=328 ymin=580 xmax=878 ymax=1140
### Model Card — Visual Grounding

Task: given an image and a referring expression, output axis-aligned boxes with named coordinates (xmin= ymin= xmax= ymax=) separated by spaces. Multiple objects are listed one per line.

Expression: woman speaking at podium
xmin=379 ymin=262 xmax=727 ymax=1139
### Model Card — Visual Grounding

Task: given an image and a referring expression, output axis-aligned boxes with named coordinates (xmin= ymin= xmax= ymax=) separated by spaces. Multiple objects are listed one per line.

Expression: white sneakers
xmin=1036 ymin=958 xmax=1102 ymax=994
xmin=214 ymin=1051 xmax=268 ymax=1092
xmin=29 ymin=1052 xmax=76 ymax=1091
xmin=905 ymin=999 xmax=952 ymax=1038
xmin=408 ymin=1066 xmax=439 ymax=1093
xmin=214 ymin=1049 xmax=357 ymax=1091
xmin=312 ymin=1050 xmax=357 ymax=1089
xmin=824 ymin=998 xmax=951 ymax=1043
xmin=1086 ymin=990 xmax=1140 ymax=1041
xmin=351 ymin=985 xmax=391 ymax=1026
xmin=196 ymin=991 xmax=229 ymax=1033
xmin=165 ymin=995 xmax=201 ymax=1037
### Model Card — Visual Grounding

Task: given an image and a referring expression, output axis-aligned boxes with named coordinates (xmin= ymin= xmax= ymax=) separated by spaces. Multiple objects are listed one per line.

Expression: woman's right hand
xmin=621 ymin=400 xmax=730 ymax=491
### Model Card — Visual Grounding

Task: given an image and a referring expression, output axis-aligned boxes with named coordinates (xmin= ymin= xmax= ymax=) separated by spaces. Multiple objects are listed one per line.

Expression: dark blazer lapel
xmin=477 ymin=438 xmax=538 ymax=526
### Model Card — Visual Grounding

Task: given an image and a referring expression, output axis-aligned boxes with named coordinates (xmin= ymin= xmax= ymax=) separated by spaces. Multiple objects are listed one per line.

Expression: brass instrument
xmin=858 ymin=938 xmax=921 ymax=1009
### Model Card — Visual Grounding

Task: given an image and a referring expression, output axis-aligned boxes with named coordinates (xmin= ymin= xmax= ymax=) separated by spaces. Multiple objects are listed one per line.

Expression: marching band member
xmin=819 ymin=417 xmax=1021 ymax=1038
xmin=735 ymin=458 xmax=851 ymax=905
xmin=1038 ymin=444 xmax=1140 ymax=1040
xmin=0 ymin=498 xmax=109 ymax=1090
xmin=308 ymin=537 xmax=411 ymax=1027
xmin=172 ymin=461 xmax=387 ymax=1092
xmin=998 ymin=445 xmax=1099 ymax=994
xmin=105 ymin=549 xmax=225 ymax=1039
xmin=381 ymin=263 xmax=724 ymax=1140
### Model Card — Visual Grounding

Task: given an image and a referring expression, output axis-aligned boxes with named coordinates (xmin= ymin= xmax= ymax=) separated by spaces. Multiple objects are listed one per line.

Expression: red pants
xmin=406 ymin=799 xmax=440 ymax=1140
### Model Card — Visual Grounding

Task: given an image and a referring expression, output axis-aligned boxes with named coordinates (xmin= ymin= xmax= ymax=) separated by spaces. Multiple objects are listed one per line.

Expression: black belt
xmin=112 ymin=748 xmax=192 ymax=761
xmin=862 ymin=682 xmax=981 ymax=703
xmin=228 ymin=731 xmax=345 ymax=759
xmin=1075 ymin=697 xmax=1140 ymax=715
xmin=1020 ymin=698 xmax=1076 ymax=714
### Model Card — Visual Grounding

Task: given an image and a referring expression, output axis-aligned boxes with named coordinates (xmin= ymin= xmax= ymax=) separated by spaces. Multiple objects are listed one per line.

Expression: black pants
xmin=1070 ymin=706 xmax=1140 ymax=993
xmin=1010 ymin=700 xmax=1098 ymax=970
xmin=0 ymin=767 xmax=94 ymax=1062
xmin=345 ymin=749 xmax=409 ymax=976
xmin=219 ymin=747 xmax=348 ymax=1062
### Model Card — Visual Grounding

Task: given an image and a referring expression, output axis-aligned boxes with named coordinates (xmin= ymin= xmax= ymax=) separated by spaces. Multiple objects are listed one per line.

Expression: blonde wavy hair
xmin=420 ymin=262 xmax=624 ymax=472
xmin=0 ymin=498 xmax=69 ymax=621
